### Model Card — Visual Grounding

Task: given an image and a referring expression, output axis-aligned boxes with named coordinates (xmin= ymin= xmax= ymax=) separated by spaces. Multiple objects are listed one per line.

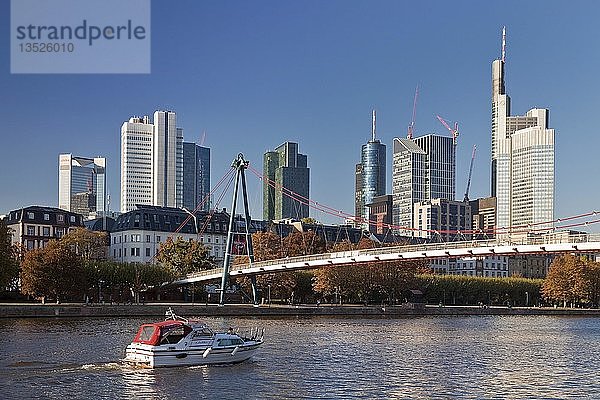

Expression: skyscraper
xmin=355 ymin=110 xmax=386 ymax=228
xmin=120 ymin=111 xmax=184 ymax=213
xmin=263 ymin=142 xmax=310 ymax=221
xmin=392 ymin=134 xmax=455 ymax=235
xmin=58 ymin=154 xmax=106 ymax=218
xmin=183 ymin=142 xmax=211 ymax=211
xmin=491 ymin=27 xmax=555 ymax=235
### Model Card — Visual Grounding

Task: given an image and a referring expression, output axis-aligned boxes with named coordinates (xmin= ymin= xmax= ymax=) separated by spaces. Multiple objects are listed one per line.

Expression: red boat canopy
xmin=132 ymin=321 xmax=187 ymax=346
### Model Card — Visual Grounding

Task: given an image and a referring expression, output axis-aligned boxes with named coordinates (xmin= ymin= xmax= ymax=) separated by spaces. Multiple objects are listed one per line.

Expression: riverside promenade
xmin=1 ymin=303 xmax=599 ymax=318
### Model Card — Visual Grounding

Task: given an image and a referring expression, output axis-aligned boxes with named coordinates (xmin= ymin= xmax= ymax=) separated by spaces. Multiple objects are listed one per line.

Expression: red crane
xmin=463 ymin=145 xmax=477 ymax=202
xmin=436 ymin=115 xmax=459 ymax=145
xmin=407 ymin=85 xmax=419 ymax=139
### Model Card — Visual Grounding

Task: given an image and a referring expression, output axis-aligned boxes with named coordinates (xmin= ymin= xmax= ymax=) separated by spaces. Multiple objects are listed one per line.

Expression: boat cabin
xmin=132 ymin=321 xmax=195 ymax=346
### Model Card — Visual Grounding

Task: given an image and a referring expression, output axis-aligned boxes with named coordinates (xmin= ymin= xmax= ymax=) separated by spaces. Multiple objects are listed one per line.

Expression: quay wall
xmin=2 ymin=303 xmax=600 ymax=318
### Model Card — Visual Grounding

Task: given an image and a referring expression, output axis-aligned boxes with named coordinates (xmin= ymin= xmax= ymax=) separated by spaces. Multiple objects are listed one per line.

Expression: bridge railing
xmin=183 ymin=232 xmax=600 ymax=282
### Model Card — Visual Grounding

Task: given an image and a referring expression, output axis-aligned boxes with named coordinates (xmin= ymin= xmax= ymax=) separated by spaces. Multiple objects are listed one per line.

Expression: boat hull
xmin=124 ymin=342 xmax=261 ymax=368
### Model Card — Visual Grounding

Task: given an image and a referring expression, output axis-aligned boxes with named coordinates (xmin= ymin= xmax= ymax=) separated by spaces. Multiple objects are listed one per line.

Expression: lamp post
xmin=268 ymin=284 xmax=271 ymax=307
xmin=99 ymin=280 xmax=105 ymax=304
xmin=525 ymin=291 xmax=529 ymax=307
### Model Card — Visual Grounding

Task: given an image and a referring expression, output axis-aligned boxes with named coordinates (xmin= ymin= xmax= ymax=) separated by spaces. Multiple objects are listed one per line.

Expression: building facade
xmin=392 ymin=134 xmax=455 ymax=236
xmin=354 ymin=163 xmax=363 ymax=226
xmin=356 ymin=110 xmax=386 ymax=228
xmin=5 ymin=206 xmax=84 ymax=252
xmin=367 ymin=195 xmax=392 ymax=235
xmin=109 ymin=205 xmax=229 ymax=264
xmin=183 ymin=143 xmax=211 ymax=212
xmin=491 ymin=28 xmax=555 ymax=237
xmin=58 ymin=154 xmax=106 ymax=218
xmin=413 ymin=198 xmax=470 ymax=241
xmin=470 ymin=196 xmax=497 ymax=239
xmin=120 ymin=111 xmax=184 ymax=213
xmin=263 ymin=142 xmax=310 ymax=221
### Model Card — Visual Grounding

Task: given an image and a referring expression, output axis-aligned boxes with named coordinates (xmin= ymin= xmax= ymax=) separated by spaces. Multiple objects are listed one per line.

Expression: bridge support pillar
xmin=220 ymin=153 xmax=257 ymax=305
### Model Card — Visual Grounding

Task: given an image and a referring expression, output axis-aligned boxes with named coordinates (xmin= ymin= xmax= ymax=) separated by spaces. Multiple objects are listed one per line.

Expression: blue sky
xmin=1 ymin=0 xmax=599 ymax=222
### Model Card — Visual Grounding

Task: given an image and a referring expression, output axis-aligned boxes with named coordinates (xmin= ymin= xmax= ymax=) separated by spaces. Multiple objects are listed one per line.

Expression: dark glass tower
xmin=183 ymin=142 xmax=211 ymax=211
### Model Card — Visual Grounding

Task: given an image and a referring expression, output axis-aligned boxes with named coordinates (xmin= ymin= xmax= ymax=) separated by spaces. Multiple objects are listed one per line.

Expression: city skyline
xmin=1 ymin=1 xmax=598 ymax=224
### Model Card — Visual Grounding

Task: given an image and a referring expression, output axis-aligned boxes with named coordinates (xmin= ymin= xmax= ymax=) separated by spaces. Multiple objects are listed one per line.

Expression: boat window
xmin=139 ymin=326 xmax=156 ymax=341
xmin=159 ymin=326 xmax=191 ymax=345
xmin=217 ymin=338 xmax=244 ymax=347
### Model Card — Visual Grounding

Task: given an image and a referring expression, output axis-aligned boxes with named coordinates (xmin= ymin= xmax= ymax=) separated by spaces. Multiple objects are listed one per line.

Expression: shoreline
xmin=1 ymin=303 xmax=599 ymax=318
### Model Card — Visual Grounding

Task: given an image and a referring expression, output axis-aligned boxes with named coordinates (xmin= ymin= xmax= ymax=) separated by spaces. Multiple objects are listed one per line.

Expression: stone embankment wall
xmin=1 ymin=303 xmax=599 ymax=318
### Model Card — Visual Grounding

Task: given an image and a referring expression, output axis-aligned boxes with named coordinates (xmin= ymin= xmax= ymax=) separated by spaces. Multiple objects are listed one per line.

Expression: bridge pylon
xmin=220 ymin=153 xmax=257 ymax=305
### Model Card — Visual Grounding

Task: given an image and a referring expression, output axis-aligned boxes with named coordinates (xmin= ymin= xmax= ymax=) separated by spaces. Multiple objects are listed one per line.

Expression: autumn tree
xmin=543 ymin=255 xmax=600 ymax=307
xmin=61 ymin=227 xmax=108 ymax=261
xmin=0 ymin=220 xmax=19 ymax=291
xmin=156 ymin=237 xmax=215 ymax=276
xmin=20 ymin=240 xmax=84 ymax=302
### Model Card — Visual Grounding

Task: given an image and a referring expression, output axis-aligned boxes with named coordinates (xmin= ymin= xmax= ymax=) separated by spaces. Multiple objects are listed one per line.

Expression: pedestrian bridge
xmin=174 ymin=233 xmax=600 ymax=285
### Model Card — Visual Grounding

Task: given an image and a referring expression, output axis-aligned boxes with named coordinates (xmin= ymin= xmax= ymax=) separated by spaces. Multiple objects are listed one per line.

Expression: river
xmin=0 ymin=315 xmax=599 ymax=399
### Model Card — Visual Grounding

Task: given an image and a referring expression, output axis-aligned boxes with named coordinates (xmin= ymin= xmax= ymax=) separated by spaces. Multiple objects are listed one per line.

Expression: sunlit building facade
xmin=58 ymin=154 xmax=106 ymax=218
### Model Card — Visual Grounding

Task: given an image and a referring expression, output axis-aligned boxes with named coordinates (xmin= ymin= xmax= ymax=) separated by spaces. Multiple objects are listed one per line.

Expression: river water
xmin=1 ymin=314 xmax=599 ymax=399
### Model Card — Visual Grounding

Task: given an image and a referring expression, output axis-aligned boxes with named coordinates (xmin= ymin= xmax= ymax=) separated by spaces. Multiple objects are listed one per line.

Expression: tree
xmin=0 ymin=220 xmax=19 ymax=291
xmin=83 ymin=261 xmax=175 ymax=304
xmin=61 ymin=227 xmax=108 ymax=261
xmin=156 ymin=237 xmax=215 ymax=277
xmin=543 ymin=255 xmax=600 ymax=307
xmin=20 ymin=240 xmax=84 ymax=302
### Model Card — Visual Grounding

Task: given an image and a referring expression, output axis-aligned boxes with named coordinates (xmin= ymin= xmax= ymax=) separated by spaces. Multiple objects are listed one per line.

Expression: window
xmin=146 ymin=235 xmax=151 ymax=243
xmin=156 ymin=235 xmax=161 ymax=242
xmin=57 ymin=214 xmax=64 ymax=223
xmin=70 ymin=216 xmax=76 ymax=223
xmin=215 ymin=238 xmax=219 ymax=244
xmin=27 ymin=226 xmax=35 ymax=236
xmin=42 ymin=227 xmax=50 ymax=237
xmin=114 ymin=249 xmax=117 ymax=258
xmin=119 ymin=248 xmax=122 ymax=257
xmin=43 ymin=213 xmax=50 ymax=221
xmin=146 ymin=248 xmax=151 ymax=257
xmin=27 ymin=212 xmax=35 ymax=219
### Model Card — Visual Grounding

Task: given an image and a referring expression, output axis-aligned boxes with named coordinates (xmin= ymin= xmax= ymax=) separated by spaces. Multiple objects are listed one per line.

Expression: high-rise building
xmin=392 ymin=134 xmax=455 ymax=235
xmin=120 ymin=111 xmax=184 ymax=213
xmin=354 ymin=163 xmax=363 ymax=226
xmin=355 ymin=110 xmax=386 ymax=228
xmin=263 ymin=142 xmax=310 ymax=221
xmin=413 ymin=198 xmax=471 ymax=241
xmin=183 ymin=142 xmax=211 ymax=211
xmin=58 ymin=154 xmax=106 ymax=218
xmin=491 ymin=27 xmax=555 ymax=236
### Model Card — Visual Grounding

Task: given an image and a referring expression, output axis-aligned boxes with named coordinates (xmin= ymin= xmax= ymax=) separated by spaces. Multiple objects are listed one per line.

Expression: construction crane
xmin=407 ymin=85 xmax=419 ymax=139
xmin=463 ymin=145 xmax=477 ymax=202
xmin=436 ymin=115 xmax=459 ymax=145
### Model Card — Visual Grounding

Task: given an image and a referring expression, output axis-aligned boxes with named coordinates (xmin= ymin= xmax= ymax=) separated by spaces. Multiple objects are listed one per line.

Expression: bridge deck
xmin=175 ymin=235 xmax=600 ymax=284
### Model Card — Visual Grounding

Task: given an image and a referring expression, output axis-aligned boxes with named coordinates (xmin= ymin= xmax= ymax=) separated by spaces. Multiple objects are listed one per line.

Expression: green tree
xmin=156 ymin=237 xmax=215 ymax=276
xmin=0 ymin=220 xmax=19 ymax=291
xmin=20 ymin=240 xmax=84 ymax=302
xmin=61 ymin=227 xmax=108 ymax=261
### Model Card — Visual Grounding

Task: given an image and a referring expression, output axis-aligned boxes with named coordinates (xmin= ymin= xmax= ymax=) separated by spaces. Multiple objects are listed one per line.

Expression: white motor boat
xmin=123 ymin=308 xmax=263 ymax=368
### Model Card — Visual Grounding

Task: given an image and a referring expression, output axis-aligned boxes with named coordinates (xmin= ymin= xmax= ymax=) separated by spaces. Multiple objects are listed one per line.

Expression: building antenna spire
xmin=371 ymin=109 xmax=376 ymax=141
xmin=501 ymin=26 xmax=506 ymax=63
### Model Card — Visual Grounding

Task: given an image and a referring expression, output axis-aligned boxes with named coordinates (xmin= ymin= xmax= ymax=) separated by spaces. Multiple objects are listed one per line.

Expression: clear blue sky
xmin=1 ymin=0 xmax=599 ymax=222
